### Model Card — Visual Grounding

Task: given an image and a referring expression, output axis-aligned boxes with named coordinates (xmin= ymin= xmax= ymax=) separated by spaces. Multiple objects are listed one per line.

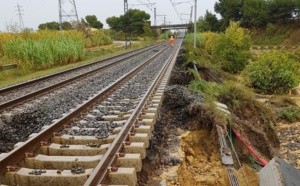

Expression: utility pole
xmin=124 ymin=0 xmax=129 ymax=49
xmin=190 ymin=6 xmax=193 ymax=23
xmin=58 ymin=0 xmax=79 ymax=30
xmin=194 ymin=0 xmax=197 ymax=48
xmin=154 ymin=7 xmax=157 ymax=26
xmin=15 ymin=3 xmax=24 ymax=31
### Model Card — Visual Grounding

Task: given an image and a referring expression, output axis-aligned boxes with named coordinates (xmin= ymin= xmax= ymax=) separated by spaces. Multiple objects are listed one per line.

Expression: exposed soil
xmin=137 ymin=49 xmax=261 ymax=185
xmin=282 ymin=27 xmax=300 ymax=46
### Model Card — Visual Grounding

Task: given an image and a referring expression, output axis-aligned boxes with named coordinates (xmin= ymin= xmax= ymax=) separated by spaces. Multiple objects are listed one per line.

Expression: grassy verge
xmin=0 ymin=41 xmax=156 ymax=88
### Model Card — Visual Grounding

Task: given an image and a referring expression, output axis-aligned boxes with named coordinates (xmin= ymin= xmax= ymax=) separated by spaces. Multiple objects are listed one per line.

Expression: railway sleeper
xmin=46 ymin=142 xmax=146 ymax=159
xmin=3 ymin=167 xmax=136 ymax=186
xmin=18 ymin=153 xmax=142 ymax=172
xmin=52 ymin=134 xmax=117 ymax=145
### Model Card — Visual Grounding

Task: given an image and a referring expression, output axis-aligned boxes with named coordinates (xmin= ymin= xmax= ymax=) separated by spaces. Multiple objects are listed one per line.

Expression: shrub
xmin=184 ymin=33 xmax=205 ymax=48
xmin=202 ymin=32 xmax=218 ymax=54
xmin=212 ymin=21 xmax=251 ymax=74
xmin=278 ymin=106 xmax=300 ymax=123
xmin=247 ymin=51 xmax=300 ymax=94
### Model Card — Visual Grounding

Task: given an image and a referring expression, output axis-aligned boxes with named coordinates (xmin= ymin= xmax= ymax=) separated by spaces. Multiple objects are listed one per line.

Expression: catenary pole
xmin=194 ymin=0 xmax=197 ymax=48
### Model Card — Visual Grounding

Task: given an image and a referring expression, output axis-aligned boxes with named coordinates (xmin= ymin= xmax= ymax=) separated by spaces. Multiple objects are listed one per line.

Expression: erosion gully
xmin=0 ymin=39 xmax=182 ymax=186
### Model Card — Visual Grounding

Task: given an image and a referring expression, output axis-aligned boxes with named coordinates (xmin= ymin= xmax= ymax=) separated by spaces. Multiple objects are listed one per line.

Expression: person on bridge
xmin=169 ymin=35 xmax=175 ymax=48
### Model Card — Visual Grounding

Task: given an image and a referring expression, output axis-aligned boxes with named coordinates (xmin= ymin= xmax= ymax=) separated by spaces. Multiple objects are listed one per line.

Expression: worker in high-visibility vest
xmin=169 ymin=35 xmax=175 ymax=48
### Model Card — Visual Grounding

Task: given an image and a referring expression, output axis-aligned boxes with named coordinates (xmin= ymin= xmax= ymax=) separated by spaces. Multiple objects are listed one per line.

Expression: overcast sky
xmin=0 ymin=0 xmax=218 ymax=31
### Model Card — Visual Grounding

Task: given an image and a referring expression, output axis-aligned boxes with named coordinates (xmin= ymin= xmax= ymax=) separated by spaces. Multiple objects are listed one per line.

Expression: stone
xmin=160 ymin=179 xmax=167 ymax=186
xmin=177 ymin=128 xmax=185 ymax=136
xmin=186 ymin=155 xmax=194 ymax=164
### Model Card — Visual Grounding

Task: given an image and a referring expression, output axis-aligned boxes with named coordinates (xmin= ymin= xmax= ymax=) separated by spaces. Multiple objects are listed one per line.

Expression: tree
xmin=197 ymin=11 xmax=220 ymax=32
xmin=106 ymin=16 xmax=123 ymax=32
xmin=62 ymin=22 xmax=72 ymax=30
xmin=212 ymin=21 xmax=251 ymax=73
xmin=247 ymin=51 xmax=300 ymax=94
xmin=143 ymin=22 xmax=154 ymax=37
xmin=215 ymin=0 xmax=243 ymax=29
xmin=241 ymin=0 xmax=268 ymax=27
xmin=85 ymin=15 xmax=103 ymax=29
xmin=295 ymin=0 xmax=300 ymax=19
xmin=106 ymin=9 xmax=150 ymax=35
xmin=38 ymin=22 xmax=59 ymax=30
xmin=267 ymin=0 xmax=295 ymax=22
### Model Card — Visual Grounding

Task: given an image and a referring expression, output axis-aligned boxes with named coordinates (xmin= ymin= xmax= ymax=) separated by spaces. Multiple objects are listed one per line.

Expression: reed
xmin=2 ymin=30 xmax=85 ymax=70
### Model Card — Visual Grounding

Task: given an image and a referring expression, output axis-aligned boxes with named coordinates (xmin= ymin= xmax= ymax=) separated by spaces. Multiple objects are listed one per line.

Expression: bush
xmin=278 ymin=106 xmax=300 ymax=123
xmin=85 ymin=30 xmax=113 ymax=48
xmin=212 ymin=21 xmax=251 ymax=74
xmin=217 ymin=81 xmax=276 ymax=127
xmin=184 ymin=33 xmax=205 ymax=48
xmin=247 ymin=51 xmax=300 ymax=94
xmin=202 ymin=32 xmax=218 ymax=54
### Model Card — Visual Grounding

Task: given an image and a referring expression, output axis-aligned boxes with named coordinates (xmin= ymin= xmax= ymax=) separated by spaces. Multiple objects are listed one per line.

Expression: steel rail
xmin=0 ymin=42 xmax=166 ymax=95
xmin=84 ymin=40 xmax=183 ymax=186
xmin=0 ymin=43 xmax=166 ymax=112
xmin=0 ymin=44 xmax=170 ymax=175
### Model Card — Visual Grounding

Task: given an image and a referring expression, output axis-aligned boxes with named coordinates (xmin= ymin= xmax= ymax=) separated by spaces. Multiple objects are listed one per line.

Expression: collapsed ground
xmin=137 ymin=48 xmax=281 ymax=185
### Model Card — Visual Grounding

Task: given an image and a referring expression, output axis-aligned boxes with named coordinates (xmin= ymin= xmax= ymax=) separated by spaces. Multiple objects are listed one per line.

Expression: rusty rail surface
xmin=0 ymin=43 xmax=167 ymax=112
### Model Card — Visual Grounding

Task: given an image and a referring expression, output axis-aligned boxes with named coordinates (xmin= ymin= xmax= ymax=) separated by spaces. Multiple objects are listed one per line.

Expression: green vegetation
xmin=2 ymin=31 xmax=85 ymax=70
xmin=0 ymin=40 xmax=154 ymax=88
xmin=212 ymin=22 xmax=251 ymax=74
xmin=38 ymin=15 xmax=103 ymax=30
xmin=278 ymin=106 xmax=300 ymax=123
xmin=213 ymin=0 xmax=297 ymax=30
xmin=184 ymin=33 xmax=205 ymax=48
xmin=251 ymin=23 xmax=296 ymax=46
xmin=0 ymin=30 xmax=115 ymax=71
xmin=85 ymin=15 xmax=103 ymax=29
xmin=247 ymin=51 xmax=300 ymax=94
xmin=106 ymin=9 xmax=151 ymax=35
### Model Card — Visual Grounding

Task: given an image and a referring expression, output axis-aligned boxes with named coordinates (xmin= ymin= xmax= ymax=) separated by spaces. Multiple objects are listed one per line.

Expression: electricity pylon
xmin=15 ymin=3 xmax=24 ymax=31
xmin=58 ymin=0 xmax=79 ymax=30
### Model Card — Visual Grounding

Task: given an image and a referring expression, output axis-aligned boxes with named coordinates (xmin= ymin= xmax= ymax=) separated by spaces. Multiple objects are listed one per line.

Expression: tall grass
xmin=2 ymin=31 xmax=84 ymax=70
xmin=184 ymin=33 xmax=205 ymax=48
xmin=3 ymin=31 xmax=85 ymax=70
xmin=0 ymin=30 xmax=115 ymax=70
xmin=84 ymin=30 xmax=113 ymax=48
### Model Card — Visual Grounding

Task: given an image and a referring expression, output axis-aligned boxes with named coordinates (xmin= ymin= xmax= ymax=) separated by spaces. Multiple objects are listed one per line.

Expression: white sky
xmin=0 ymin=0 xmax=218 ymax=31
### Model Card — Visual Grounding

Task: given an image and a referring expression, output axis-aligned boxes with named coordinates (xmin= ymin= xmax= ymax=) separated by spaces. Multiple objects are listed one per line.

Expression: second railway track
xmin=0 ymin=39 xmax=183 ymax=186
xmin=0 ymin=42 xmax=166 ymax=112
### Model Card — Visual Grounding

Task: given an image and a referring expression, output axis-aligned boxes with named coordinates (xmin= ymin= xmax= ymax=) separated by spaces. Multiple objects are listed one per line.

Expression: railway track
xmin=0 ymin=39 xmax=183 ymax=186
xmin=0 ymin=42 xmax=166 ymax=113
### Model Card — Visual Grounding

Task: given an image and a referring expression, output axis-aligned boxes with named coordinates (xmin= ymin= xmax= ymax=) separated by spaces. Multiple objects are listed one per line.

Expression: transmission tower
xmin=15 ymin=3 xmax=24 ymax=31
xmin=58 ymin=0 xmax=79 ymax=30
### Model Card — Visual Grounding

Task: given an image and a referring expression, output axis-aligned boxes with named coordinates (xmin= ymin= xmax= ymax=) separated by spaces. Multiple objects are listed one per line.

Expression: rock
xmin=0 ymin=119 xmax=4 ymax=128
xmin=168 ymin=173 xmax=178 ymax=181
xmin=297 ymin=160 xmax=300 ymax=167
xmin=186 ymin=155 xmax=194 ymax=164
xmin=177 ymin=128 xmax=185 ymax=136
xmin=160 ymin=179 xmax=167 ymax=186
xmin=186 ymin=146 xmax=195 ymax=156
